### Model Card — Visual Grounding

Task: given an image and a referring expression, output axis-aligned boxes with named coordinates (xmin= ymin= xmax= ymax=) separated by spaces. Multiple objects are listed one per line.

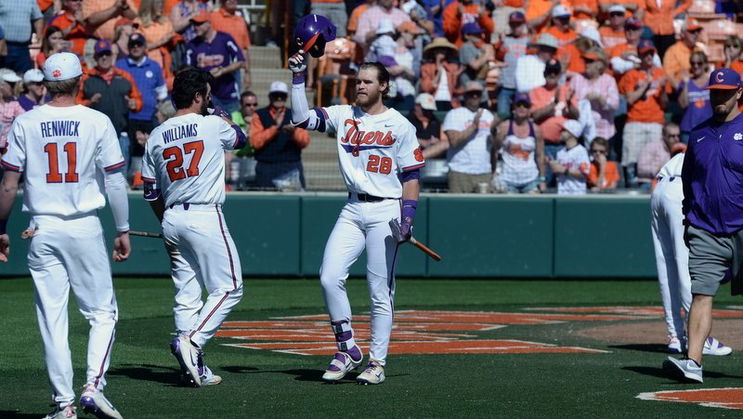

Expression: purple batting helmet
xmin=294 ymin=14 xmax=337 ymax=58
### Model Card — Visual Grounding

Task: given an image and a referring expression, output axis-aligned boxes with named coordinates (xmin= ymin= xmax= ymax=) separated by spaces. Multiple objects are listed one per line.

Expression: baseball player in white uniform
xmin=0 ymin=52 xmax=129 ymax=419
xmin=142 ymin=68 xmax=246 ymax=387
xmin=651 ymin=144 xmax=731 ymax=355
xmin=288 ymin=52 xmax=424 ymax=385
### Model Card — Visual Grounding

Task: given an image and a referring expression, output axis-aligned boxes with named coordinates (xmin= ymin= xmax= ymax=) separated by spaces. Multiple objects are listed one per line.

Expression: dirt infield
xmin=577 ymin=319 xmax=743 ymax=350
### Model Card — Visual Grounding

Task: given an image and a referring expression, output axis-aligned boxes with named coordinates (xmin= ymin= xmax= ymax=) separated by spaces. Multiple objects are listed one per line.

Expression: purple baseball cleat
xmin=322 ymin=348 xmax=362 ymax=382
xmin=170 ymin=336 xmax=202 ymax=387
xmin=703 ymin=336 xmax=732 ymax=356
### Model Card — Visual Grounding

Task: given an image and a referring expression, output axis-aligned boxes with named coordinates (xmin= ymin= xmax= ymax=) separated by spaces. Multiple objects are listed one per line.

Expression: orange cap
xmin=190 ymin=10 xmax=210 ymax=24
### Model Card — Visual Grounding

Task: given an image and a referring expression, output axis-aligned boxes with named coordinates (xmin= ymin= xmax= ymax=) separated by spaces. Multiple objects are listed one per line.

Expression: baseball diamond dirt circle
xmin=215 ymin=307 xmax=743 ymax=355
xmin=638 ymin=388 xmax=743 ymax=410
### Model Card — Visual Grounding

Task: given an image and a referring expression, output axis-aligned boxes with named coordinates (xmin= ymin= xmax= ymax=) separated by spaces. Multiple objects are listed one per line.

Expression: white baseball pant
xmin=650 ymin=178 xmax=691 ymax=339
xmin=165 ymin=241 xmax=203 ymax=335
xmin=162 ymin=204 xmax=243 ymax=348
xmin=27 ymin=214 xmax=118 ymax=408
xmin=320 ymin=197 xmax=401 ymax=366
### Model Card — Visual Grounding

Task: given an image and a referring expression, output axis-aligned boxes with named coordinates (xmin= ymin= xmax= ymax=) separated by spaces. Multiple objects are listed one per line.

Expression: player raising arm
xmin=0 ymin=52 xmax=129 ymax=419
xmin=288 ymin=15 xmax=425 ymax=385
xmin=142 ymin=68 xmax=247 ymax=388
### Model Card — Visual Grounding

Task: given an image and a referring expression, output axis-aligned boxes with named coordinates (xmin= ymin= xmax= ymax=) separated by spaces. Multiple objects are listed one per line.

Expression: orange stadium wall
xmin=0 ymin=194 xmax=657 ymax=279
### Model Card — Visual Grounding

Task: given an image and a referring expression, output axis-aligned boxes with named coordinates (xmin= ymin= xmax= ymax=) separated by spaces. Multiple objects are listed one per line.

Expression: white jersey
xmin=143 ymin=113 xmax=238 ymax=207
xmin=443 ymin=107 xmax=495 ymax=175
xmin=321 ymin=105 xmax=425 ymax=198
xmin=657 ymin=152 xmax=685 ymax=179
xmin=556 ymin=144 xmax=590 ymax=195
xmin=0 ymin=104 xmax=124 ymax=216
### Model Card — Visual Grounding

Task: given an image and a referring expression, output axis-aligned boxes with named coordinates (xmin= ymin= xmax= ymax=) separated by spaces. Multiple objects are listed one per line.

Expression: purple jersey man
xmin=185 ymin=11 xmax=245 ymax=113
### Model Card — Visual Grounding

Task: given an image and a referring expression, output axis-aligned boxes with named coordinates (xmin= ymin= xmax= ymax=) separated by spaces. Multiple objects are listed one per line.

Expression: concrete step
xmin=248 ymin=45 xmax=282 ymax=70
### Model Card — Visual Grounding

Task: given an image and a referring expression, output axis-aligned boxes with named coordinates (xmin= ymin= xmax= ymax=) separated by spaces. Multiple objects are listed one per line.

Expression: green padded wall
xmin=553 ymin=196 xmax=656 ymax=278
xmin=427 ymin=196 xmax=554 ymax=277
xmin=1 ymin=193 xmax=659 ymax=279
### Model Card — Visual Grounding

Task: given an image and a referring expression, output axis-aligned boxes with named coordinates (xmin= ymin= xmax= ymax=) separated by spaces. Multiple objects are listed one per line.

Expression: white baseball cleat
xmin=322 ymin=351 xmax=362 ymax=382
xmin=170 ymin=336 xmax=202 ymax=387
xmin=663 ymin=357 xmax=703 ymax=383
xmin=42 ymin=405 xmax=77 ymax=419
xmin=356 ymin=360 xmax=385 ymax=385
xmin=667 ymin=335 xmax=683 ymax=354
xmin=703 ymin=336 xmax=733 ymax=356
xmin=79 ymin=384 xmax=123 ymax=419
xmin=200 ymin=365 xmax=223 ymax=386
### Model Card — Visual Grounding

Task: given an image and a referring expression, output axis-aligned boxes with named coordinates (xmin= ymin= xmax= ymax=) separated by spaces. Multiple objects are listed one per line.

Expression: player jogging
xmin=665 ymin=69 xmax=743 ymax=383
xmin=289 ymin=14 xmax=425 ymax=385
xmin=0 ymin=52 xmax=130 ymax=419
xmin=142 ymin=68 xmax=246 ymax=387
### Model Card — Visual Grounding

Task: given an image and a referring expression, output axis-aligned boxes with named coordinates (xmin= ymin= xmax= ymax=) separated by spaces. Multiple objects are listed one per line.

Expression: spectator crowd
xmin=0 ymin=0 xmax=742 ymax=194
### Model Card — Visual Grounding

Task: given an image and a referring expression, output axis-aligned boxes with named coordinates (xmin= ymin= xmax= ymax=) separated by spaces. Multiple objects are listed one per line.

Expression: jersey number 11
xmin=44 ymin=142 xmax=78 ymax=183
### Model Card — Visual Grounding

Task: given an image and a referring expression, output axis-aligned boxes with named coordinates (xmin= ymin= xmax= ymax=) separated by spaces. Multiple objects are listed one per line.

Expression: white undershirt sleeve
xmin=105 ymin=170 xmax=130 ymax=232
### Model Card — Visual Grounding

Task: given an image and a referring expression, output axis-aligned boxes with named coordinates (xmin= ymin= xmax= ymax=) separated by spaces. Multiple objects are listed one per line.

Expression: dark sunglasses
xmin=514 ymin=101 xmax=531 ymax=108
xmin=96 ymin=51 xmax=112 ymax=57
xmin=129 ymin=41 xmax=145 ymax=48
xmin=610 ymin=12 xmax=624 ymax=17
xmin=270 ymin=94 xmax=287 ymax=101
xmin=242 ymin=102 xmax=257 ymax=107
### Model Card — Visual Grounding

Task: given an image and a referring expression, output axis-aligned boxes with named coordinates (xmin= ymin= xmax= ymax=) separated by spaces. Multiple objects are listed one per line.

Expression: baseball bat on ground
xmin=409 ymin=236 xmax=442 ymax=261
xmin=129 ymin=230 xmax=163 ymax=239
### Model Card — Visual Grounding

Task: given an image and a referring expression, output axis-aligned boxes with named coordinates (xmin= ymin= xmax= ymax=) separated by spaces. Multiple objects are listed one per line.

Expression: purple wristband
xmin=293 ymin=71 xmax=306 ymax=85
xmin=0 ymin=219 xmax=7 ymax=235
xmin=402 ymin=200 xmax=417 ymax=223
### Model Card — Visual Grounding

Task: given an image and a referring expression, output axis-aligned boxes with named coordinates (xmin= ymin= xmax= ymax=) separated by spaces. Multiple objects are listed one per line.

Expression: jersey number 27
xmin=163 ymin=140 xmax=204 ymax=182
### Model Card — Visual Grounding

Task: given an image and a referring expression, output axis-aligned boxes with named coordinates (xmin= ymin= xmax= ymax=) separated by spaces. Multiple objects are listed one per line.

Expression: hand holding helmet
xmin=293 ymin=14 xmax=337 ymax=58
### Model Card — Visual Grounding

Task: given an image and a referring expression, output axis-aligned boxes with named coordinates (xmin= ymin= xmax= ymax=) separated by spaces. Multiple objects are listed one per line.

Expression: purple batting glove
xmin=399 ymin=200 xmax=417 ymax=242
xmin=400 ymin=220 xmax=412 ymax=241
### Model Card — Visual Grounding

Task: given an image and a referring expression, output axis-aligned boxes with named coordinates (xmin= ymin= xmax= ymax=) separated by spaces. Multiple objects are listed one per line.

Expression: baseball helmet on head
xmin=294 ymin=14 xmax=337 ymax=58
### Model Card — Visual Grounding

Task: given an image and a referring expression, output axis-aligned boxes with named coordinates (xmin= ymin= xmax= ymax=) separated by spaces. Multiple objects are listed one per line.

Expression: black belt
xmin=349 ymin=192 xmax=386 ymax=202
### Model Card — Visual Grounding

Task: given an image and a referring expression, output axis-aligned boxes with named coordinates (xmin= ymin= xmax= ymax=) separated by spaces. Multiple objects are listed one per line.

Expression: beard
xmin=200 ymin=97 xmax=210 ymax=115
xmin=713 ymin=102 xmax=733 ymax=118
xmin=356 ymin=90 xmax=380 ymax=107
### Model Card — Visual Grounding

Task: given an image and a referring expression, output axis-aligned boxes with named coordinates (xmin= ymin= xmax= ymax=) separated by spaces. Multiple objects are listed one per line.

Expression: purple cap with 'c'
xmin=707 ymin=68 xmax=742 ymax=90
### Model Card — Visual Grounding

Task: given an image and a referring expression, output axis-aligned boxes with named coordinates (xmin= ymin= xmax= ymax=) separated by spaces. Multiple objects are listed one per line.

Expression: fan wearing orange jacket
xmin=442 ymin=0 xmax=494 ymax=47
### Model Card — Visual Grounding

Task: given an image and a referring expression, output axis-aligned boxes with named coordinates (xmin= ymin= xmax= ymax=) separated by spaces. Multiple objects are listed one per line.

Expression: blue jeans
xmin=505 ymin=178 xmax=538 ymax=194
xmin=544 ymin=143 xmax=565 ymax=187
xmin=497 ymin=87 xmax=516 ymax=120
xmin=211 ymin=96 xmax=240 ymax=114
xmin=119 ymin=132 xmax=130 ymax=176
xmin=3 ymin=42 xmax=33 ymax=73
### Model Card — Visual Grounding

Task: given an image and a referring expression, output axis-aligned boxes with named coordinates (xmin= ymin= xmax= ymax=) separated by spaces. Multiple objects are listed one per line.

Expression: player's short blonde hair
xmin=45 ymin=76 xmax=81 ymax=95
